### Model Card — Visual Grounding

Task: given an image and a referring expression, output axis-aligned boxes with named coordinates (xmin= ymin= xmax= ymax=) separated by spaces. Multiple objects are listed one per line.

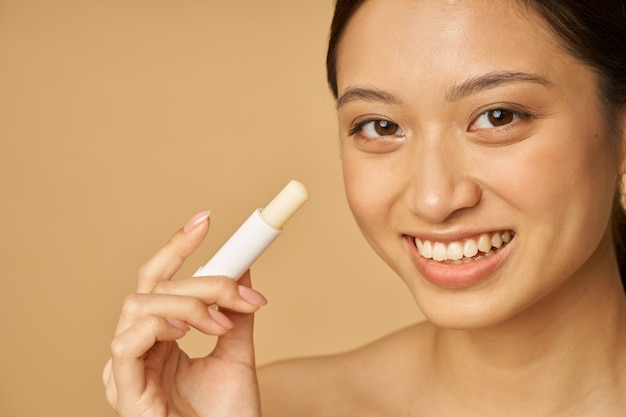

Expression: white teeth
xmin=447 ymin=242 xmax=464 ymax=261
xmin=463 ymin=239 xmax=478 ymax=258
xmin=477 ymin=234 xmax=492 ymax=253
xmin=415 ymin=231 xmax=514 ymax=263
xmin=491 ymin=233 xmax=503 ymax=249
xmin=433 ymin=242 xmax=447 ymax=261
xmin=422 ymin=240 xmax=433 ymax=259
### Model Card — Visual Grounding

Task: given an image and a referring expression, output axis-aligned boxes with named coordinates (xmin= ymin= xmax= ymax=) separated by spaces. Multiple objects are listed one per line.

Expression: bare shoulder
xmin=258 ymin=321 xmax=435 ymax=417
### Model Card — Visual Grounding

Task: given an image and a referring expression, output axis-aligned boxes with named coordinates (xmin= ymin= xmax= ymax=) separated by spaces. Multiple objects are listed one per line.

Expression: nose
xmin=403 ymin=139 xmax=482 ymax=224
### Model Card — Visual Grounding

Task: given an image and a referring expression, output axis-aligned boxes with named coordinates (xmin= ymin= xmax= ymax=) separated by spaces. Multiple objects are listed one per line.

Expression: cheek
xmin=342 ymin=155 xmax=377 ymax=226
xmin=341 ymin=152 xmax=403 ymax=234
xmin=499 ymin=141 xmax=568 ymax=209
xmin=491 ymin=118 xmax=617 ymax=259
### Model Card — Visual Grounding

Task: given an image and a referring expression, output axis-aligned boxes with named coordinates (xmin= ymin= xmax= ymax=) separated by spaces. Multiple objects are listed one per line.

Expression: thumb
xmin=212 ymin=271 xmax=258 ymax=367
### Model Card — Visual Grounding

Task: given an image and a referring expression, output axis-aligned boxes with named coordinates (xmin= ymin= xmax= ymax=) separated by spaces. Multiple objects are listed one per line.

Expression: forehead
xmin=335 ymin=0 xmax=573 ymax=97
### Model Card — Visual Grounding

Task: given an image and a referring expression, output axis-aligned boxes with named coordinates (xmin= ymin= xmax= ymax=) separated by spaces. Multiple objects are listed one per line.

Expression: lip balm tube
xmin=193 ymin=180 xmax=309 ymax=279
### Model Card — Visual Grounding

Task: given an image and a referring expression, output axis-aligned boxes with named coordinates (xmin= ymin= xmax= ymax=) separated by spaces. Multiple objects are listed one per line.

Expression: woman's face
xmin=336 ymin=0 xmax=624 ymax=328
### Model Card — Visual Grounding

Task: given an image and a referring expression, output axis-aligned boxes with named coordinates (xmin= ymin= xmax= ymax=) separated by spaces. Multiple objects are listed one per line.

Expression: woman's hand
xmin=103 ymin=211 xmax=266 ymax=417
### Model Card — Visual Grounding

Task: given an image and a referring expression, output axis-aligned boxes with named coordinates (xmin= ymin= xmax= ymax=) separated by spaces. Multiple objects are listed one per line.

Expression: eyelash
xmin=469 ymin=106 xmax=534 ymax=131
xmin=348 ymin=119 xmax=404 ymax=138
xmin=347 ymin=106 xmax=536 ymax=141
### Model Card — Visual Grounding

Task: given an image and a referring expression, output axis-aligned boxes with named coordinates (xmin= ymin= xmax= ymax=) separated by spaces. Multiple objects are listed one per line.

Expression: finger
xmin=142 ymin=327 xmax=182 ymax=376
xmin=103 ymin=357 xmax=122 ymax=405
xmin=137 ymin=210 xmax=211 ymax=293
xmin=212 ymin=271 xmax=259 ymax=366
xmin=114 ymin=293 xmax=237 ymax=337
xmin=110 ymin=315 xmax=188 ymax=406
xmin=103 ymin=358 xmax=118 ymax=408
xmin=152 ymin=275 xmax=267 ymax=312
xmin=102 ymin=358 xmax=112 ymax=387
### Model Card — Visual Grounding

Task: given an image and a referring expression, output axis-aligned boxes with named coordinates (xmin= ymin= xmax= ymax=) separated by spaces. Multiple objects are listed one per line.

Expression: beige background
xmin=0 ymin=1 xmax=422 ymax=416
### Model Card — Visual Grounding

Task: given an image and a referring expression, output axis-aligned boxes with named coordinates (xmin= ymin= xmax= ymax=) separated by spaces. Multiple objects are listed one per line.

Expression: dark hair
xmin=326 ymin=0 xmax=626 ymax=291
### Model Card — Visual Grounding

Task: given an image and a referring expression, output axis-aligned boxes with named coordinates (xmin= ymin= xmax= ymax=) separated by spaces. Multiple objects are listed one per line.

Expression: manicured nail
xmin=238 ymin=285 xmax=268 ymax=307
xmin=208 ymin=307 xmax=235 ymax=329
xmin=166 ymin=318 xmax=190 ymax=332
xmin=184 ymin=210 xmax=211 ymax=233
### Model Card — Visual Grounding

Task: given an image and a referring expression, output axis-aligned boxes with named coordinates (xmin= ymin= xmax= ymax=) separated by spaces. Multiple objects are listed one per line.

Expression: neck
xmin=430 ymin=254 xmax=626 ymax=415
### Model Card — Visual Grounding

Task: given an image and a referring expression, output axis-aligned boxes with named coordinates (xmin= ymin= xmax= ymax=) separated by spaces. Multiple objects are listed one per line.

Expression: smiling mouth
xmin=413 ymin=231 xmax=515 ymax=265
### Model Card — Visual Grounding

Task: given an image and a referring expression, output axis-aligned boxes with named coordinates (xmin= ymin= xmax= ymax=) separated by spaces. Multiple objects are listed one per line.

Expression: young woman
xmin=104 ymin=1 xmax=626 ymax=415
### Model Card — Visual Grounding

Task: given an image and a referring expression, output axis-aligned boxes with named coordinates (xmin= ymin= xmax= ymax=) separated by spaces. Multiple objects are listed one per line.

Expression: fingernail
xmin=208 ymin=307 xmax=235 ymax=329
xmin=184 ymin=210 xmax=211 ymax=233
xmin=238 ymin=285 xmax=268 ymax=307
xmin=166 ymin=318 xmax=190 ymax=332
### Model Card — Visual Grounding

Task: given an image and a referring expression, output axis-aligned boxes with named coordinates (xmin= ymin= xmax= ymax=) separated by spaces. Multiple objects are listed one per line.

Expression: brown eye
xmin=349 ymin=119 xmax=405 ymax=138
xmin=472 ymin=108 xmax=526 ymax=130
xmin=374 ymin=120 xmax=400 ymax=135
xmin=488 ymin=109 xmax=514 ymax=126
xmin=348 ymin=118 xmax=406 ymax=152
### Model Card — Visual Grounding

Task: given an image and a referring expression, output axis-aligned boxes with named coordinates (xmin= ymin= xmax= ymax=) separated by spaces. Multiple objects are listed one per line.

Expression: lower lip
xmin=404 ymin=236 xmax=514 ymax=288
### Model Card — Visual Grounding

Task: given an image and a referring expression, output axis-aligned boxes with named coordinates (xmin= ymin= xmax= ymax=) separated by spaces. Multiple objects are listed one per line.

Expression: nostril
xmin=404 ymin=174 xmax=482 ymax=224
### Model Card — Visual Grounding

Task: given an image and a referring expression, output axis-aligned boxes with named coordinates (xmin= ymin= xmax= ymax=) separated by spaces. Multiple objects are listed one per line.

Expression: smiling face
xmin=336 ymin=0 xmax=623 ymax=328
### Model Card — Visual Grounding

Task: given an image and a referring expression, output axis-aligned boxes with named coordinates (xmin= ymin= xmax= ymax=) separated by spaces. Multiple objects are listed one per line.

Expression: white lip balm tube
xmin=193 ymin=180 xmax=309 ymax=279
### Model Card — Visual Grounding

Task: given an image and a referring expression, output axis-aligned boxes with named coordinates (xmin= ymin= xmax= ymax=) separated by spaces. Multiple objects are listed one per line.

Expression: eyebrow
xmin=337 ymin=86 xmax=402 ymax=108
xmin=446 ymin=71 xmax=552 ymax=101
xmin=337 ymin=71 xmax=552 ymax=108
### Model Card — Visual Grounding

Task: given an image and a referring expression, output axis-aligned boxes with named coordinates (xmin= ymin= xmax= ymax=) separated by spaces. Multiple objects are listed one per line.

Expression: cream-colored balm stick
xmin=193 ymin=180 xmax=309 ymax=279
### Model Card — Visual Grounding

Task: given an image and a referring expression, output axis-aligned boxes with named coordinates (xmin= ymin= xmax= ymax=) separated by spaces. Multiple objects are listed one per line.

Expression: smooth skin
xmin=103 ymin=211 xmax=266 ymax=417
xmin=105 ymin=1 xmax=626 ymax=416
xmin=264 ymin=0 xmax=626 ymax=416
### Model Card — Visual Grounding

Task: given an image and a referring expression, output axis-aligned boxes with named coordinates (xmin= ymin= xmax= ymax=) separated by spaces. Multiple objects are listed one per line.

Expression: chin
xmin=403 ymin=275 xmax=529 ymax=331
xmin=421 ymin=307 xmax=510 ymax=331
